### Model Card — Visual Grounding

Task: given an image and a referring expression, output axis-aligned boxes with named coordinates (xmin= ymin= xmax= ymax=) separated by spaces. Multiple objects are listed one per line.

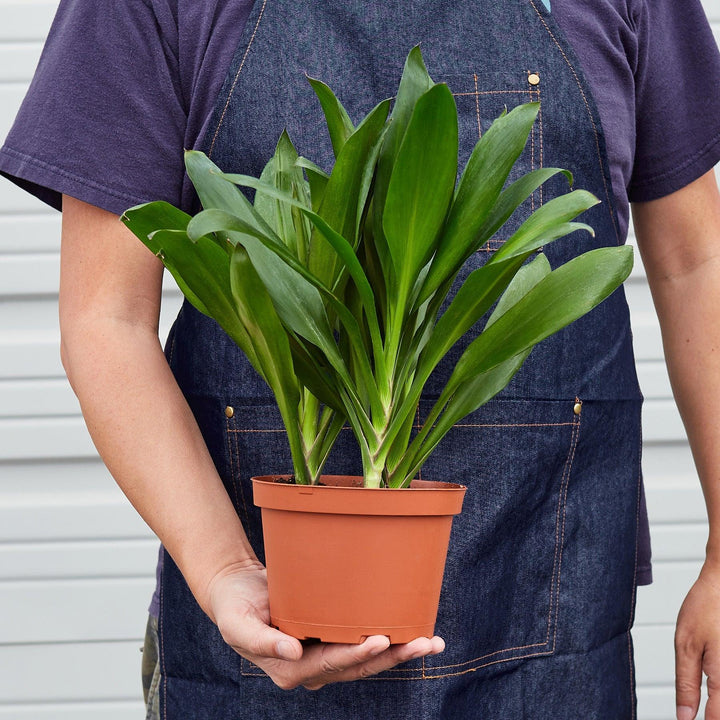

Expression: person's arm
xmin=632 ymin=170 xmax=720 ymax=720
xmin=59 ymin=195 xmax=443 ymax=690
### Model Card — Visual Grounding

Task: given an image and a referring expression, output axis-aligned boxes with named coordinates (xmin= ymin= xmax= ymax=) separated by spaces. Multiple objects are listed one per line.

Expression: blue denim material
xmin=158 ymin=1 xmax=644 ymax=717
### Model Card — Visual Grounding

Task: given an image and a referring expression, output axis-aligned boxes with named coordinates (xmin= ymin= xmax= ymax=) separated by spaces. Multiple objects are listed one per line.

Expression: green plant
xmin=122 ymin=47 xmax=632 ymax=488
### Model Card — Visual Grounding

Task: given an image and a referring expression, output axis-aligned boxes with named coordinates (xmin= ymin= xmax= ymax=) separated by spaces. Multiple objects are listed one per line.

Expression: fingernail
xmin=276 ymin=640 xmax=295 ymax=660
xmin=677 ymin=706 xmax=695 ymax=720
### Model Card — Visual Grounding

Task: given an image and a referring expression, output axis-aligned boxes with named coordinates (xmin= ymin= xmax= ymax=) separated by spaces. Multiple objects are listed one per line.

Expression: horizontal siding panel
xmin=0 ymin=539 xmax=158 ymax=580
xmin=649 ymin=524 xmax=708 ymax=562
xmin=0 ymin=253 xmax=58 ymax=295
xmin=0 ymin=498 xmax=153 ymax=542
xmin=636 ymin=360 xmax=671 ymax=400
xmin=0 ymin=702 xmax=146 ymax=720
xmin=645 ymin=482 xmax=706 ymax=524
xmin=629 ymin=311 xmax=663 ymax=361
xmin=0 ymin=578 xmax=154 ymax=644
xmin=0 ymin=457 xmax=110 ymax=493
xmin=642 ymin=443 xmax=697 ymax=486
xmin=0 ymin=335 xmax=62 ymax=377
xmin=0 ymin=416 xmax=96 ymax=459
xmin=642 ymin=400 xmax=687 ymax=443
xmin=0 ymin=214 xmax=59 ymax=254
xmin=0 ymin=641 xmax=143 ymax=703
xmin=634 ymin=623 xmax=674 ymax=686
xmin=0 ymin=2 xmax=56 ymax=42
xmin=0 ymin=42 xmax=43 ymax=82
xmin=0 ymin=378 xmax=79 ymax=417
xmin=635 ymin=561 xmax=703 ymax=626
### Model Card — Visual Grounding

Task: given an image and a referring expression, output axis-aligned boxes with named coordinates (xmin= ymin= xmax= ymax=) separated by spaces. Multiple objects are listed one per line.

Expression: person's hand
xmin=207 ymin=561 xmax=445 ymax=690
xmin=675 ymin=561 xmax=720 ymax=719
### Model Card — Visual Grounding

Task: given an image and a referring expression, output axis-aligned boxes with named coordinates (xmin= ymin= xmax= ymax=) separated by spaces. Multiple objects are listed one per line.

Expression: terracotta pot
xmin=252 ymin=474 xmax=466 ymax=644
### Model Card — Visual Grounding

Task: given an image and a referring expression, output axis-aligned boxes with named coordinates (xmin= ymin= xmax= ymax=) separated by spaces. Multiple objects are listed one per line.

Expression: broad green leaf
xmin=121 ymin=202 xmax=193 ymax=256
xmin=449 ymin=245 xmax=633 ymax=387
xmin=307 ymin=76 xmax=355 ymax=157
xmin=490 ymin=190 xmax=599 ymax=264
xmin=229 ymin=245 xmax=308 ymax=483
xmin=487 ymin=253 xmax=552 ymax=325
xmin=184 ymin=150 xmax=279 ymax=243
xmin=147 ymin=229 xmax=261 ymax=374
xmin=207 ymin=178 xmax=385 ymax=371
xmin=371 ymin=46 xmax=434 ymax=286
xmin=311 ymin=98 xmax=390 ymax=289
xmin=420 ymin=102 xmax=539 ymax=299
xmin=383 ymin=83 xmax=458 ymax=301
xmin=416 ymin=255 xmax=528 ymax=383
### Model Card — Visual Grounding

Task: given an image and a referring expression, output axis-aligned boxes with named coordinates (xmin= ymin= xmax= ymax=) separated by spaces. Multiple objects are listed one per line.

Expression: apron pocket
xmin=377 ymin=397 xmax=581 ymax=679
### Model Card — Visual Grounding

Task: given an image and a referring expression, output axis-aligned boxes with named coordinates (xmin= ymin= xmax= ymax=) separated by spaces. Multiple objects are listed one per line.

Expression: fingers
xmin=250 ymin=634 xmax=445 ymax=691
xmin=298 ymin=635 xmax=445 ymax=691
xmin=675 ymin=614 xmax=703 ymax=720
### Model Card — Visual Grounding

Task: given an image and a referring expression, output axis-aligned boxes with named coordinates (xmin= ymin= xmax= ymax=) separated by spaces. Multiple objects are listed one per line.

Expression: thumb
xmin=225 ymin=612 xmax=304 ymax=662
xmin=675 ymin=629 xmax=702 ymax=720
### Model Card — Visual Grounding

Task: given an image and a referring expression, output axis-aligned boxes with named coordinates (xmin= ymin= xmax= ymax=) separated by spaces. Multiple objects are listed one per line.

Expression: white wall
xmin=0 ymin=1 xmax=718 ymax=717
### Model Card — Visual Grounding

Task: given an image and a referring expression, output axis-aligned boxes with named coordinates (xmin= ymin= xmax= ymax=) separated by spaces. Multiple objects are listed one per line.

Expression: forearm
xmin=648 ymin=257 xmax=720 ymax=560
xmin=62 ymin=312 xmax=258 ymax=619
xmin=634 ymin=171 xmax=720 ymax=563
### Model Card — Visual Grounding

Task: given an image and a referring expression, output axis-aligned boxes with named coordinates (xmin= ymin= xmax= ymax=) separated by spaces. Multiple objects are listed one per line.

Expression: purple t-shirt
xmin=3 ymin=0 xmax=720 ymax=604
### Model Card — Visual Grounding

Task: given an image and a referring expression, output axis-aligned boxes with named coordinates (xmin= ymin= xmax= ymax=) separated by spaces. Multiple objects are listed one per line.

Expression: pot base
xmin=271 ymin=617 xmax=435 ymax=645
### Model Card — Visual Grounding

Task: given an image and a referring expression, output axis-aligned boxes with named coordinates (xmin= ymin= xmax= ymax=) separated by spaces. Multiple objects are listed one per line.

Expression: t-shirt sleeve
xmin=629 ymin=0 xmax=720 ymax=202
xmin=0 ymin=0 xmax=186 ymax=215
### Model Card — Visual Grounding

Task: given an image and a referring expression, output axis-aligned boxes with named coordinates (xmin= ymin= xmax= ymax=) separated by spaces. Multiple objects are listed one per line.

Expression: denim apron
xmin=159 ymin=1 xmax=644 ymax=717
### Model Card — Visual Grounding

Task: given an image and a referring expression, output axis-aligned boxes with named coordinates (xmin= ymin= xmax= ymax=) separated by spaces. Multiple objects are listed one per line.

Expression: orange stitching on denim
xmin=451 ymin=422 xmax=575 ymax=428
xmin=550 ymin=403 xmax=581 ymax=653
xmin=627 ymin=421 xmax=642 ymax=719
xmin=159 ymin=551 xmax=167 ymax=720
xmin=453 ymin=89 xmax=529 ymax=97
xmin=226 ymin=415 xmax=252 ymax=538
xmin=538 ymin=88 xmax=544 ymax=205
xmin=208 ymin=0 xmax=269 ymax=158
xmin=227 ymin=427 xmax=352 ymax=434
xmin=528 ymin=0 xmax=620 ymax=243
xmin=473 ymin=73 xmax=482 ymax=138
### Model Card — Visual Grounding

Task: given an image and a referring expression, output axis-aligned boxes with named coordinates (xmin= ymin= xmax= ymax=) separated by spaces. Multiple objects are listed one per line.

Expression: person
xmin=2 ymin=0 xmax=720 ymax=717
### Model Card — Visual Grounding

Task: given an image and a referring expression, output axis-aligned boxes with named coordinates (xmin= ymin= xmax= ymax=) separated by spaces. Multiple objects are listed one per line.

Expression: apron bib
xmin=159 ymin=2 xmax=644 ymax=717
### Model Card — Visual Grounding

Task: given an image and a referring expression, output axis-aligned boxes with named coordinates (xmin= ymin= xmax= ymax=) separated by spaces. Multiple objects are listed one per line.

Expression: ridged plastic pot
xmin=252 ymin=475 xmax=466 ymax=644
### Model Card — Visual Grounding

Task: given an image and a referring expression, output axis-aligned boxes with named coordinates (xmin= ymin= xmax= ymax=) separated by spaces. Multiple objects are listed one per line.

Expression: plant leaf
xmin=383 ymin=83 xmax=458 ymax=302
xmin=307 ymin=76 xmax=355 ymax=157
xmin=122 ymin=201 xmax=194 ymax=255
xmin=490 ymin=190 xmax=599 ymax=265
xmin=147 ymin=229 xmax=262 ymax=373
xmin=419 ymin=102 xmax=540 ymax=300
xmin=450 ymin=245 xmax=634 ymax=385
xmin=229 ymin=245 xmax=308 ymax=483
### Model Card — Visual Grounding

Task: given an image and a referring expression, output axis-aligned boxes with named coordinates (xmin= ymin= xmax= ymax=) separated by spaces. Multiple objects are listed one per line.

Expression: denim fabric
xmin=159 ymin=1 xmax=643 ymax=717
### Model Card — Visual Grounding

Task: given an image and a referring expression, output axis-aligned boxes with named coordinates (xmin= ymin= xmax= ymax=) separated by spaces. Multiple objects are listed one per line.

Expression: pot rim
xmin=252 ymin=474 xmax=466 ymax=516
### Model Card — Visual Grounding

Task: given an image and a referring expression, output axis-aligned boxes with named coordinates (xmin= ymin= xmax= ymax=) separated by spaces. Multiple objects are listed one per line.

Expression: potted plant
xmin=122 ymin=47 xmax=632 ymax=644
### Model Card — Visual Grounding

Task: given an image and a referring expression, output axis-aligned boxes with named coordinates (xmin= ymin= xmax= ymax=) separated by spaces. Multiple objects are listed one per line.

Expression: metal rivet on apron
xmin=225 ymin=406 xmax=235 ymax=419
xmin=573 ymin=401 xmax=582 ymax=415
xmin=528 ymin=72 xmax=540 ymax=86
